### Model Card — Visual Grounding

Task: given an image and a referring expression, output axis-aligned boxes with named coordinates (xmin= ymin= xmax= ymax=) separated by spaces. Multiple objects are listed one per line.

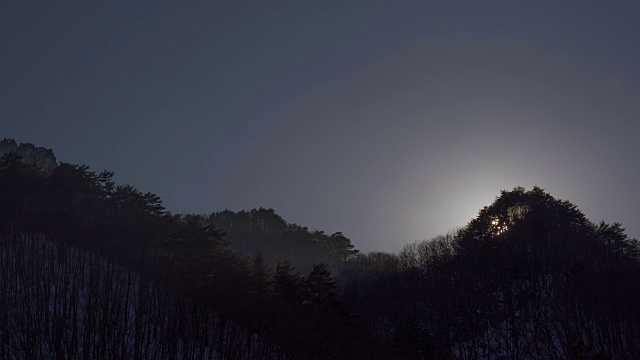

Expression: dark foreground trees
xmin=0 ymin=232 xmax=283 ymax=359
xmin=340 ymin=186 xmax=640 ymax=359
xmin=0 ymin=145 xmax=365 ymax=359
xmin=3 ymin=141 xmax=640 ymax=359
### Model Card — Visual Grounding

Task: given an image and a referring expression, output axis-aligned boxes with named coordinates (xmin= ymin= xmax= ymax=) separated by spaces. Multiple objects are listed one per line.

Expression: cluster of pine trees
xmin=0 ymin=141 xmax=364 ymax=359
xmin=207 ymin=208 xmax=358 ymax=272
xmin=339 ymin=187 xmax=640 ymax=358
xmin=2 ymin=140 xmax=640 ymax=359
xmin=0 ymin=232 xmax=276 ymax=359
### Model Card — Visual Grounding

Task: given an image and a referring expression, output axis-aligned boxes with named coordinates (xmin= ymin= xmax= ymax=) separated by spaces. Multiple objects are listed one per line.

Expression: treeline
xmin=3 ymin=140 xmax=640 ymax=359
xmin=0 ymin=142 xmax=367 ymax=359
xmin=207 ymin=208 xmax=359 ymax=272
xmin=338 ymin=187 xmax=640 ymax=359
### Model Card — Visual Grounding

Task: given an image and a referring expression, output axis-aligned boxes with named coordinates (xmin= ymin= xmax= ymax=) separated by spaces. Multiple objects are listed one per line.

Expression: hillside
xmin=207 ymin=208 xmax=358 ymax=273
xmin=0 ymin=232 xmax=277 ymax=359
xmin=1 ymin=140 xmax=639 ymax=359
xmin=0 ymin=140 xmax=367 ymax=359
xmin=340 ymin=186 xmax=640 ymax=358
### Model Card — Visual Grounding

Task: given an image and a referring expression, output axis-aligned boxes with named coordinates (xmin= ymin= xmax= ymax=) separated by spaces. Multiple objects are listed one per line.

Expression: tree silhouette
xmin=3 ymin=139 xmax=640 ymax=359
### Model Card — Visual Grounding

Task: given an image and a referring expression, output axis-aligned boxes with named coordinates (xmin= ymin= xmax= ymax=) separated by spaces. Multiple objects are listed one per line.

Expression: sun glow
xmin=491 ymin=218 xmax=508 ymax=235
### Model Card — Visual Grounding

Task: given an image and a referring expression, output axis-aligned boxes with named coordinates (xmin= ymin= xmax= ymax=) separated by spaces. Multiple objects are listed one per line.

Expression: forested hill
xmin=339 ymin=186 xmax=640 ymax=359
xmin=0 ymin=140 xmax=368 ymax=359
xmin=207 ymin=208 xmax=358 ymax=272
xmin=2 ymin=139 xmax=640 ymax=359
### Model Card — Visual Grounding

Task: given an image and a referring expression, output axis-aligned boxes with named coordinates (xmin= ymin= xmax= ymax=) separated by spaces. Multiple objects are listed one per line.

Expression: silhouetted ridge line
xmin=2 ymin=141 xmax=639 ymax=359
xmin=0 ymin=140 xmax=367 ymax=359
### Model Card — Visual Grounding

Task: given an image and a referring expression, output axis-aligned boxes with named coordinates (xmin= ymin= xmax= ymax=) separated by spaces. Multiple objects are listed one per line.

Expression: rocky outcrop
xmin=0 ymin=138 xmax=57 ymax=172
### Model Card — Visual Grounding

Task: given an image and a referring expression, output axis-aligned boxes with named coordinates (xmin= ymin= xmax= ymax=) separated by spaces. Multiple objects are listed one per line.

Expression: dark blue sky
xmin=2 ymin=1 xmax=639 ymax=252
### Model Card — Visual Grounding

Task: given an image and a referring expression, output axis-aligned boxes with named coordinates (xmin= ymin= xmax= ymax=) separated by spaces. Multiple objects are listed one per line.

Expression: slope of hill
xmin=0 ymin=231 xmax=278 ymax=359
xmin=0 ymin=139 xmax=367 ymax=359
xmin=207 ymin=208 xmax=359 ymax=273
xmin=340 ymin=186 xmax=640 ymax=359
xmin=2 ymin=139 xmax=639 ymax=359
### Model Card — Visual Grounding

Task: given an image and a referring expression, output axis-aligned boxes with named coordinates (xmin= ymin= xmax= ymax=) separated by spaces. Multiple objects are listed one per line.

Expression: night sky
xmin=2 ymin=1 xmax=639 ymax=252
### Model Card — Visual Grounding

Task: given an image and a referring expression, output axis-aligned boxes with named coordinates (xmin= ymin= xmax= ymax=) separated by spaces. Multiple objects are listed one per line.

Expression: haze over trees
xmin=1 ymin=139 xmax=639 ymax=359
